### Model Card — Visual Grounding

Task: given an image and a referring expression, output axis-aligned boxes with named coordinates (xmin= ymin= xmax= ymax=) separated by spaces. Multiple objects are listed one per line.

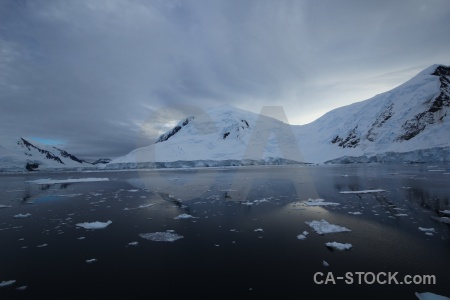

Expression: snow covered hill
xmin=0 ymin=138 xmax=94 ymax=171
xmin=298 ymin=64 xmax=450 ymax=163
xmin=107 ymin=64 xmax=450 ymax=168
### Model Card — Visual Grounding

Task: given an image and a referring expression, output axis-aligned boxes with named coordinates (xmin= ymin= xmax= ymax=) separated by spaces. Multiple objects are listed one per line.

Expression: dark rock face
xmin=223 ymin=132 xmax=230 ymax=139
xmin=25 ymin=162 xmax=39 ymax=171
xmin=18 ymin=138 xmax=64 ymax=164
xmin=367 ymin=104 xmax=393 ymax=142
xmin=92 ymin=158 xmax=111 ymax=165
xmin=397 ymin=65 xmax=450 ymax=141
xmin=53 ymin=147 xmax=86 ymax=164
xmin=156 ymin=117 xmax=194 ymax=143
xmin=331 ymin=126 xmax=360 ymax=148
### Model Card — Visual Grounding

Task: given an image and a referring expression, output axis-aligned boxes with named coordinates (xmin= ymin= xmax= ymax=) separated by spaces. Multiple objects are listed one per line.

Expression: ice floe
xmin=415 ymin=292 xmax=450 ymax=300
xmin=174 ymin=213 xmax=197 ymax=220
xmin=123 ymin=203 xmax=154 ymax=211
xmin=306 ymin=219 xmax=351 ymax=235
xmin=339 ymin=189 xmax=385 ymax=194
xmin=127 ymin=241 xmax=139 ymax=246
xmin=348 ymin=212 xmax=362 ymax=215
xmin=439 ymin=210 xmax=450 ymax=215
xmin=139 ymin=230 xmax=184 ymax=242
xmin=254 ymin=228 xmax=264 ymax=232
xmin=304 ymin=199 xmax=339 ymax=206
xmin=0 ymin=280 xmax=15 ymax=287
xmin=394 ymin=213 xmax=408 ymax=217
xmin=418 ymin=227 xmax=435 ymax=232
xmin=0 ymin=205 xmax=12 ymax=208
xmin=326 ymin=242 xmax=353 ymax=250
xmin=322 ymin=260 xmax=329 ymax=267
xmin=28 ymin=178 xmax=109 ymax=185
xmin=297 ymin=231 xmax=309 ymax=240
xmin=14 ymin=213 xmax=31 ymax=218
xmin=86 ymin=259 xmax=97 ymax=263
xmin=76 ymin=220 xmax=112 ymax=229
xmin=16 ymin=286 xmax=27 ymax=291
xmin=37 ymin=243 xmax=48 ymax=248
xmin=432 ymin=217 xmax=450 ymax=224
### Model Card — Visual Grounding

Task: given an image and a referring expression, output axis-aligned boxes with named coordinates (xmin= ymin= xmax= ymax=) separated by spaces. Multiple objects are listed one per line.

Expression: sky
xmin=1 ymin=0 xmax=450 ymax=160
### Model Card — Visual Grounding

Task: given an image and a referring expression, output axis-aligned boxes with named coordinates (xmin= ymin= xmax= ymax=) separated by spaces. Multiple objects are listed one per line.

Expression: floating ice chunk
xmin=304 ymin=199 xmax=339 ymax=206
xmin=139 ymin=231 xmax=183 ymax=242
xmin=326 ymin=242 xmax=353 ymax=250
xmin=297 ymin=231 xmax=309 ymax=240
xmin=254 ymin=228 xmax=264 ymax=232
xmin=76 ymin=220 xmax=112 ymax=229
xmin=37 ymin=243 xmax=48 ymax=247
xmin=425 ymin=232 xmax=433 ymax=236
xmin=123 ymin=203 xmax=154 ymax=211
xmin=86 ymin=258 xmax=97 ymax=263
xmin=439 ymin=210 xmax=450 ymax=215
xmin=241 ymin=201 xmax=253 ymax=206
xmin=16 ymin=286 xmax=27 ymax=291
xmin=323 ymin=260 xmax=329 ymax=267
xmin=128 ymin=241 xmax=139 ymax=246
xmin=14 ymin=213 xmax=31 ymax=218
xmin=306 ymin=219 xmax=351 ymax=235
xmin=174 ymin=214 xmax=197 ymax=220
xmin=348 ymin=212 xmax=362 ymax=215
xmin=415 ymin=292 xmax=450 ymax=300
xmin=77 ymin=237 xmax=86 ymax=240
xmin=432 ymin=217 xmax=450 ymax=224
xmin=418 ymin=227 xmax=435 ymax=232
xmin=340 ymin=189 xmax=385 ymax=194
xmin=395 ymin=213 xmax=408 ymax=217
xmin=127 ymin=189 xmax=139 ymax=192
xmin=28 ymin=178 xmax=109 ymax=185
xmin=0 ymin=205 xmax=12 ymax=208
xmin=0 ymin=280 xmax=15 ymax=287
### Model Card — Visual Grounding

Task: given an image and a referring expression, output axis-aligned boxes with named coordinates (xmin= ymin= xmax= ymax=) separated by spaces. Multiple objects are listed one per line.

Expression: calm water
xmin=0 ymin=165 xmax=449 ymax=299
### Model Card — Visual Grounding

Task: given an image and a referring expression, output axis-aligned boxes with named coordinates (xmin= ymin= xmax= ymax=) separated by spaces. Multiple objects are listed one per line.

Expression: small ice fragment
xmin=37 ymin=243 xmax=48 ymax=248
xmin=76 ymin=220 xmax=112 ymax=229
xmin=325 ymin=242 xmax=353 ymax=250
xmin=306 ymin=219 xmax=351 ymax=234
xmin=127 ymin=189 xmax=139 ymax=192
xmin=16 ymin=286 xmax=27 ymax=291
xmin=415 ymin=292 xmax=450 ymax=300
xmin=395 ymin=213 xmax=408 ymax=217
xmin=418 ymin=227 xmax=435 ymax=232
xmin=0 ymin=205 xmax=12 ymax=208
xmin=139 ymin=231 xmax=183 ymax=242
xmin=297 ymin=231 xmax=309 ymax=240
xmin=14 ymin=213 xmax=31 ymax=218
xmin=323 ymin=260 xmax=329 ymax=267
xmin=254 ymin=228 xmax=263 ymax=232
xmin=348 ymin=212 xmax=362 ymax=215
xmin=304 ymin=199 xmax=339 ymax=206
xmin=215 ymin=244 xmax=219 ymax=247
xmin=425 ymin=232 xmax=433 ymax=236
xmin=77 ymin=237 xmax=86 ymax=240
xmin=128 ymin=241 xmax=139 ymax=246
xmin=0 ymin=280 xmax=15 ymax=287
xmin=86 ymin=258 xmax=97 ymax=263
xmin=174 ymin=214 xmax=196 ymax=220
xmin=439 ymin=210 xmax=450 ymax=215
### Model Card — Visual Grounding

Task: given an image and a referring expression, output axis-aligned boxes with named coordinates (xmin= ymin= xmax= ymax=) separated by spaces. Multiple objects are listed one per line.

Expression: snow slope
xmin=0 ymin=138 xmax=93 ymax=171
xmin=107 ymin=64 xmax=450 ymax=167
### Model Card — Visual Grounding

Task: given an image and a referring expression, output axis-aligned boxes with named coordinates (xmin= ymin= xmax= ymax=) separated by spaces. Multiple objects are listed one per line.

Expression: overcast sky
xmin=1 ymin=0 xmax=450 ymax=160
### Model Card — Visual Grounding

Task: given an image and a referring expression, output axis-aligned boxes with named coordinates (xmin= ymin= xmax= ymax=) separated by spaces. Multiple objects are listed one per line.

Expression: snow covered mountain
xmin=0 ymin=137 xmax=94 ymax=171
xmin=298 ymin=64 xmax=450 ymax=163
xmin=107 ymin=64 xmax=450 ymax=168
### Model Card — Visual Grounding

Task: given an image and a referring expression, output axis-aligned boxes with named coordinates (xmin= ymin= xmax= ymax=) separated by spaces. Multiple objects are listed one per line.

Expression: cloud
xmin=1 ymin=0 xmax=449 ymax=159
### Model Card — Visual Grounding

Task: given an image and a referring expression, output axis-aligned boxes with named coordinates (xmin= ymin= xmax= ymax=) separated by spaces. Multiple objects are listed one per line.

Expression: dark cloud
xmin=1 ymin=0 xmax=450 ymax=159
